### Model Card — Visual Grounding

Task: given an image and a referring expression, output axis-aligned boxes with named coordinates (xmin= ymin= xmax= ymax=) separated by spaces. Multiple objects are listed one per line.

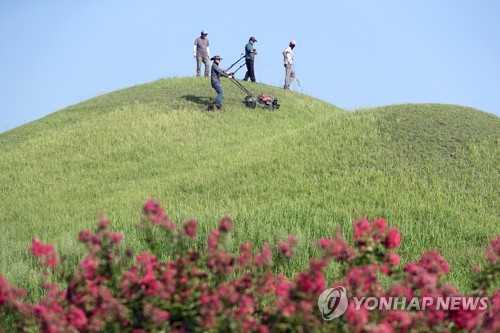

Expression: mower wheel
xmin=244 ymin=95 xmax=257 ymax=109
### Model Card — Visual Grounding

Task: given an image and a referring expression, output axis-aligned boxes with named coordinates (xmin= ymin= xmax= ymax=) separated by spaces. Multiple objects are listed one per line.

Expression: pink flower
xmin=254 ymin=244 xmax=272 ymax=266
xmin=331 ymin=231 xmax=356 ymax=262
xmin=404 ymin=262 xmax=439 ymax=290
xmin=380 ymin=265 xmax=392 ymax=275
xmin=66 ymin=305 xmax=88 ymax=330
xmin=277 ymin=235 xmax=297 ymax=259
xmin=369 ymin=322 xmax=394 ymax=333
xmin=218 ymin=284 xmax=239 ymax=305
xmin=0 ymin=275 xmax=26 ymax=307
xmin=239 ymin=242 xmax=253 ymax=266
xmin=371 ymin=218 xmax=387 ymax=240
xmin=485 ymin=235 xmax=500 ymax=264
xmin=30 ymin=238 xmax=58 ymax=268
xmin=346 ymin=303 xmax=369 ymax=330
xmin=182 ymin=219 xmax=197 ymax=239
xmin=207 ymin=251 xmax=235 ymax=275
xmin=108 ymin=232 xmax=123 ymax=244
xmin=208 ymin=230 xmax=220 ymax=250
xmin=142 ymin=199 xmax=175 ymax=229
xmin=78 ymin=229 xmax=92 ymax=243
xmin=384 ymin=310 xmax=413 ymax=332
xmin=353 ymin=217 xmax=371 ymax=241
xmin=419 ymin=250 xmax=450 ymax=276
xmin=236 ymin=295 xmax=255 ymax=316
xmin=450 ymin=308 xmax=482 ymax=330
xmin=151 ymin=307 xmax=170 ymax=324
xmin=319 ymin=229 xmax=356 ymax=263
xmin=345 ymin=265 xmax=381 ymax=295
xmin=487 ymin=290 xmax=500 ymax=331
xmin=80 ymin=256 xmax=99 ymax=278
xmin=218 ymin=216 xmax=233 ymax=234
xmin=318 ymin=238 xmax=331 ymax=249
xmin=275 ymin=274 xmax=291 ymax=298
xmin=0 ymin=276 xmax=10 ymax=306
xmin=295 ymin=272 xmax=315 ymax=294
xmin=143 ymin=199 xmax=161 ymax=214
xmin=277 ymin=241 xmax=293 ymax=259
xmin=258 ymin=325 xmax=270 ymax=333
xmin=98 ymin=219 xmax=110 ymax=230
xmin=200 ymin=294 xmax=210 ymax=305
xmin=385 ymin=252 xmax=400 ymax=267
xmin=279 ymin=303 xmax=296 ymax=316
xmin=383 ymin=227 xmax=401 ymax=249
xmin=257 ymin=272 xmax=275 ymax=295
xmin=136 ymin=252 xmax=158 ymax=266
xmin=386 ymin=283 xmax=413 ymax=300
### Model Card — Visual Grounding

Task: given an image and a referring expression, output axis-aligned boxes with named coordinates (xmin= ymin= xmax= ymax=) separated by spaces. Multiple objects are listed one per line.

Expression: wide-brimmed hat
xmin=210 ymin=55 xmax=222 ymax=61
xmin=249 ymin=36 xmax=257 ymax=42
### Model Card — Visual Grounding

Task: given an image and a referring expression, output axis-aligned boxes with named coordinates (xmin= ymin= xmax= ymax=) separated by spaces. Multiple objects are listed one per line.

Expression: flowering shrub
xmin=0 ymin=200 xmax=498 ymax=332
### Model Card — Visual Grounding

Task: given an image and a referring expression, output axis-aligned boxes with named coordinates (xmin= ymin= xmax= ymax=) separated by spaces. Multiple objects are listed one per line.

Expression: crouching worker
xmin=208 ymin=55 xmax=233 ymax=111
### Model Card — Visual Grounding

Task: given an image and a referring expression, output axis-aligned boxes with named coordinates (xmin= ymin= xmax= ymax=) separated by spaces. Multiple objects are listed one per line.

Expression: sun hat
xmin=210 ymin=55 xmax=222 ymax=61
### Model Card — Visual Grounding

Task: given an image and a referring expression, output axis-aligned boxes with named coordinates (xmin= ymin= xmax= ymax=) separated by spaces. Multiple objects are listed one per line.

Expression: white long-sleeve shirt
xmin=283 ymin=46 xmax=293 ymax=65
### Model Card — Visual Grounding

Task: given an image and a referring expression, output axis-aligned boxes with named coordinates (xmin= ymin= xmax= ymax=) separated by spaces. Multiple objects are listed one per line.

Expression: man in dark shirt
xmin=208 ymin=55 xmax=233 ymax=110
xmin=243 ymin=37 xmax=257 ymax=82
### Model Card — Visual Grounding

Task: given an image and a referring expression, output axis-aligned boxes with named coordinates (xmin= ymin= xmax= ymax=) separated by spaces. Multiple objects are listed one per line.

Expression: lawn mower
xmin=224 ymin=56 xmax=280 ymax=110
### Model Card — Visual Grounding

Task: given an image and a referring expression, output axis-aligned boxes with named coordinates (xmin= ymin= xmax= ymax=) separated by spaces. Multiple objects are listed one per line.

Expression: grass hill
xmin=0 ymin=77 xmax=498 ymax=295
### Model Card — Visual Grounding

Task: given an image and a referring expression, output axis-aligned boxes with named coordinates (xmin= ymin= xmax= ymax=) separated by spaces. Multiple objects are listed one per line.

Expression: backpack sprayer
xmin=224 ymin=55 xmax=280 ymax=110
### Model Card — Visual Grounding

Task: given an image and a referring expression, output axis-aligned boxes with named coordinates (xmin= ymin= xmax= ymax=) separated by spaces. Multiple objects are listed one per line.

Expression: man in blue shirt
xmin=208 ymin=55 xmax=233 ymax=110
xmin=243 ymin=37 xmax=257 ymax=82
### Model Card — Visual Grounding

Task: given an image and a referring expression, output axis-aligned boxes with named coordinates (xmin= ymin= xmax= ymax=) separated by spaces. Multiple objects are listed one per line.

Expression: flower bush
xmin=0 ymin=200 xmax=498 ymax=332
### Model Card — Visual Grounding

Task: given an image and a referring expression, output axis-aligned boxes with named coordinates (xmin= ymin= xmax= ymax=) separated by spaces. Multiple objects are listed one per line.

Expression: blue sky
xmin=1 ymin=1 xmax=499 ymax=133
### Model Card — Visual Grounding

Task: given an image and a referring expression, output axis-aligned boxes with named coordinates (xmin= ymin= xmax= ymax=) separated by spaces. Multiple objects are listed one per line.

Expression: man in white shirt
xmin=282 ymin=40 xmax=296 ymax=89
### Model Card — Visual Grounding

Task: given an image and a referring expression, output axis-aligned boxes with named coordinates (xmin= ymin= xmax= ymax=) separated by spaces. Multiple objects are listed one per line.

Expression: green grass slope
xmin=0 ymin=77 xmax=498 ymax=294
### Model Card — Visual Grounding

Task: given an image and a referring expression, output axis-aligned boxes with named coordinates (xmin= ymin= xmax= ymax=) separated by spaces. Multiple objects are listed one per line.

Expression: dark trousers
xmin=243 ymin=59 xmax=255 ymax=82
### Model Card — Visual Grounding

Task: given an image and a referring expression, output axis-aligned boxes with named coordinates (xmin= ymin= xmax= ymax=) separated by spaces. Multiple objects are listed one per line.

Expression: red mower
xmin=225 ymin=56 xmax=280 ymax=110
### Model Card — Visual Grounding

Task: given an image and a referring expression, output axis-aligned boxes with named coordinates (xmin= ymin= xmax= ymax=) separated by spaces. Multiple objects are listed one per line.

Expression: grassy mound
xmin=0 ymin=77 xmax=498 ymax=294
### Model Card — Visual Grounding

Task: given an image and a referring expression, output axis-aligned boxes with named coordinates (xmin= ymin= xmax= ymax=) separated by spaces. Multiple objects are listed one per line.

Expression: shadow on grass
xmin=182 ymin=95 xmax=212 ymax=106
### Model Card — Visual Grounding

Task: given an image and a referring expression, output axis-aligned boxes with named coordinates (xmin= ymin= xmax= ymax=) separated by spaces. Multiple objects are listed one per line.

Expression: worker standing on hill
xmin=208 ymin=55 xmax=233 ymax=111
xmin=194 ymin=29 xmax=210 ymax=77
xmin=282 ymin=40 xmax=296 ymax=89
xmin=243 ymin=37 xmax=258 ymax=82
